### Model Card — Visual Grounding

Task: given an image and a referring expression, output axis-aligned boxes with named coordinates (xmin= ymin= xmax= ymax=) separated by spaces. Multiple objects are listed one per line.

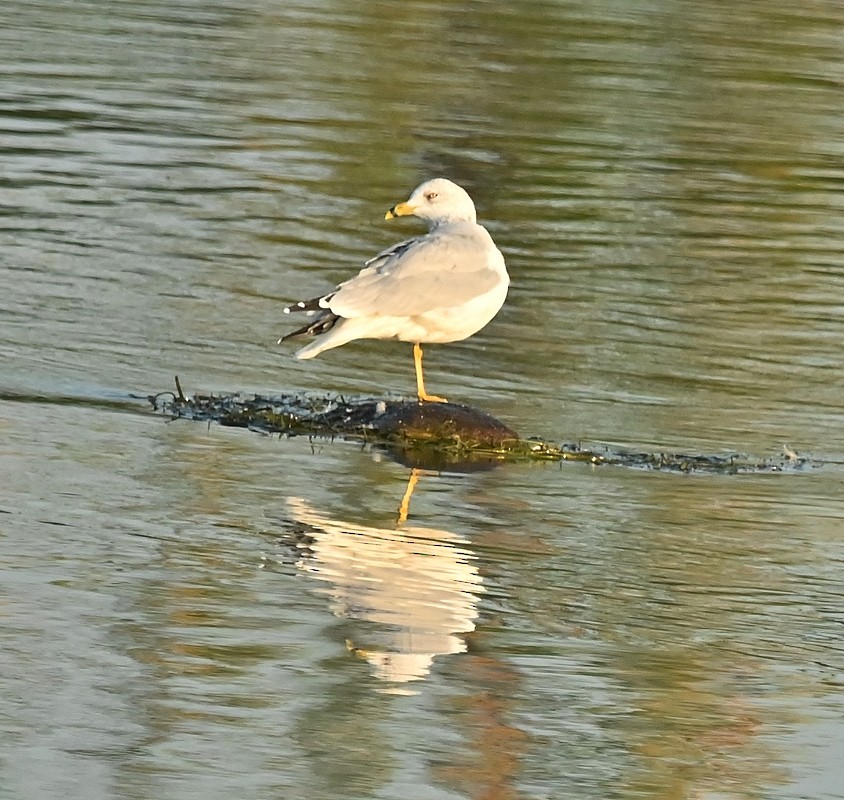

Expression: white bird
xmin=279 ymin=178 xmax=509 ymax=403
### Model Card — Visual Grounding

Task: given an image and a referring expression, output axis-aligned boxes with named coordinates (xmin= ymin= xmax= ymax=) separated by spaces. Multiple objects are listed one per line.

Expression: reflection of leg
xmin=397 ymin=468 xmax=421 ymax=525
xmin=413 ymin=342 xmax=448 ymax=403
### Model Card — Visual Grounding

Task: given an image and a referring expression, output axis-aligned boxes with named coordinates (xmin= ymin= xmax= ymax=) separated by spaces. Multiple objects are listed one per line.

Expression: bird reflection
xmin=396 ymin=468 xmax=420 ymax=525
xmin=287 ymin=469 xmax=483 ymax=687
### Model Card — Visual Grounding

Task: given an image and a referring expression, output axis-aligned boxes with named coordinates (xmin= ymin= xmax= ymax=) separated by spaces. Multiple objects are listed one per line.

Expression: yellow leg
xmin=397 ymin=468 xmax=421 ymax=525
xmin=413 ymin=342 xmax=448 ymax=403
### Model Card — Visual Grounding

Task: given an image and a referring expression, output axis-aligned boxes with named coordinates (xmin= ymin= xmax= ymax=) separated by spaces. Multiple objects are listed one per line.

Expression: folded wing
xmin=326 ymin=228 xmax=502 ymax=318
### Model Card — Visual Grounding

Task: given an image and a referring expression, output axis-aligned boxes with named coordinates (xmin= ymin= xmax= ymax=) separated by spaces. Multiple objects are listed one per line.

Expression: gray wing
xmin=326 ymin=227 xmax=502 ymax=318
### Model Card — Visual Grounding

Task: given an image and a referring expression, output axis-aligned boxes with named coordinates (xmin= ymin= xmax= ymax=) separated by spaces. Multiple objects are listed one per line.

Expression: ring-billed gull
xmin=278 ymin=178 xmax=509 ymax=403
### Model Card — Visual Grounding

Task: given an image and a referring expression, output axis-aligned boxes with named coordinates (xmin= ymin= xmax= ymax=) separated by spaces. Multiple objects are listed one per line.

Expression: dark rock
xmin=372 ymin=401 xmax=519 ymax=448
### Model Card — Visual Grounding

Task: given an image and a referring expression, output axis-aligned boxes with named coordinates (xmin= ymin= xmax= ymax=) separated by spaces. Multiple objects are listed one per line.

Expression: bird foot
xmin=417 ymin=393 xmax=448 ymax=404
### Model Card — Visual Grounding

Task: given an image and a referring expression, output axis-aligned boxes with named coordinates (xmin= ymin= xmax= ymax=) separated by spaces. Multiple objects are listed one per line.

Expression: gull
xmin=278 ymin=178 xmax=509 ymax=403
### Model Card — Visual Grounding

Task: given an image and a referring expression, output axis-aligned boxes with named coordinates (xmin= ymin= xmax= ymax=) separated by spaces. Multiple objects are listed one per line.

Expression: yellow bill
xmin=385 ymin=201 xmax=415 ymax=220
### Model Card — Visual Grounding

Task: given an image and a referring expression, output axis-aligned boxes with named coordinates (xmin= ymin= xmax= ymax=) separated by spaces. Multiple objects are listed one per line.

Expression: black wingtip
xmin=279 ymin=311 xmax=340 ymax=343
xmin=283 ymin=296 xmax=325 ymax=315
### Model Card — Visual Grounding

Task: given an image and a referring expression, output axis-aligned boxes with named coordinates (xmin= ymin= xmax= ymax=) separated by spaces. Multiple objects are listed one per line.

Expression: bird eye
xmin=425 ymin=192 xmax=438 ymax=201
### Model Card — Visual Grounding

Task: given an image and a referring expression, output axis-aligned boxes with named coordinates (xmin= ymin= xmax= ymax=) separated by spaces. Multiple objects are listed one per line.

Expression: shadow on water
xmin=0 ymin=387 xmax=150 ymax=414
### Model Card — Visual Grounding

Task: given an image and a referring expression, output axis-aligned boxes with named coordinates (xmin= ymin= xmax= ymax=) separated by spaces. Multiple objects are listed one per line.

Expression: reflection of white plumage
xmin=287 ymin=493 xmax=483 ymax=686
xmin=279 ymin=178 xmax=509 ymax=402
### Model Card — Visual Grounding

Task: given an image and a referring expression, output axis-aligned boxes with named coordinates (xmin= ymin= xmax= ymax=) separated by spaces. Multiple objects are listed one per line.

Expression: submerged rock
xmin=149 ymin=378 xmax=813 ymax=474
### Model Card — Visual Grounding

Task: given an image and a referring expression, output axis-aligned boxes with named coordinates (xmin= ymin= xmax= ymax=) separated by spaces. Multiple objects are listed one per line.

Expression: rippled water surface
xmin=2 ymin=1 xmax=844 ymax=798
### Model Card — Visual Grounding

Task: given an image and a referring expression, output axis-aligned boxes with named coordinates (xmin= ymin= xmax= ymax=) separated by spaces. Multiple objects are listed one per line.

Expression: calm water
xmin=2 ymin=1 xmax=844 ymax=798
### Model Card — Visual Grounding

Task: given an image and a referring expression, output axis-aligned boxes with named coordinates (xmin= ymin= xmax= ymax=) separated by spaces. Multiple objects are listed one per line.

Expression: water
xmin=2 ymin=1 xmax=844 ymax=798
